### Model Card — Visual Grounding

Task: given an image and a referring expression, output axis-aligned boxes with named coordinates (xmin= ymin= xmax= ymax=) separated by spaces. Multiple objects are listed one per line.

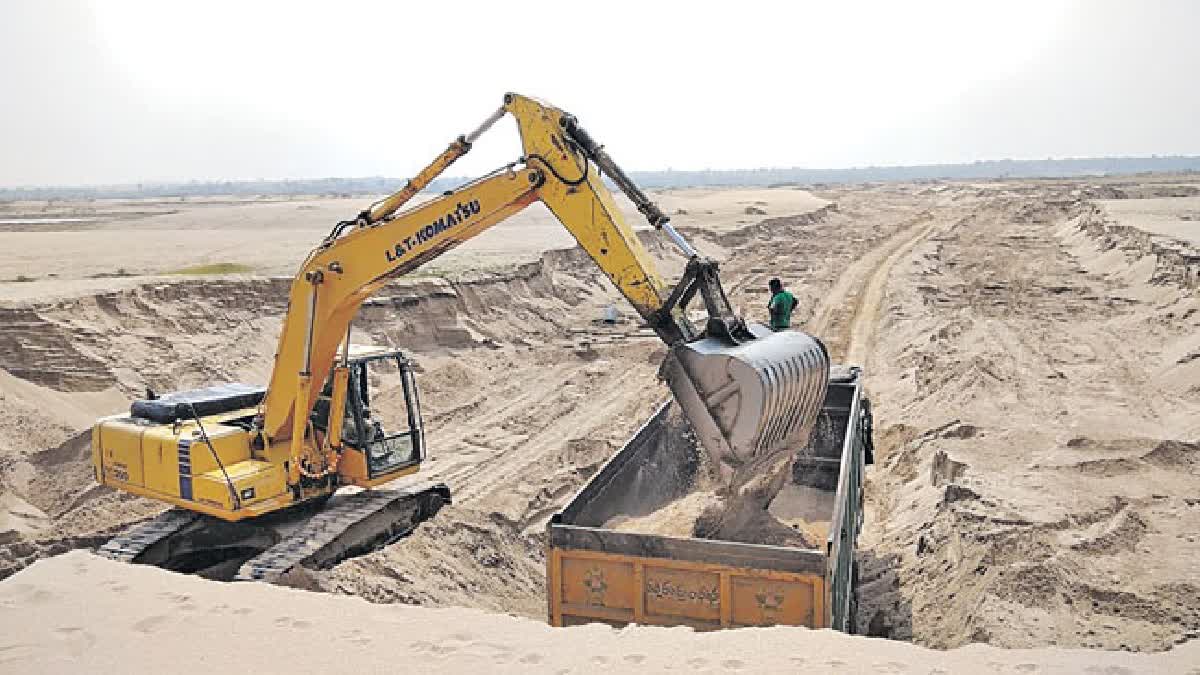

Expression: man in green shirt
xmin=767 ymin=278 xmax=797 ymax=331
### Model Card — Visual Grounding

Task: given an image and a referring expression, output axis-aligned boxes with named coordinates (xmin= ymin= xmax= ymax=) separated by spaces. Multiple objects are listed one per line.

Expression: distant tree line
xmin=3 ymin=156 xmax=1198 ymax=200
xmin=625 ymin=156 xmax=1200 ymax=188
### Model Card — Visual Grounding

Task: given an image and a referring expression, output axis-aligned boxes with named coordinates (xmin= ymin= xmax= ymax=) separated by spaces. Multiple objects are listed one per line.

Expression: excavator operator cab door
xmin=322 ymin=349 xmax=426 ymax=480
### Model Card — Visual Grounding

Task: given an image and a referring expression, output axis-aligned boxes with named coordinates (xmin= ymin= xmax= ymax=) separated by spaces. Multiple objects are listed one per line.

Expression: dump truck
xmin=547 ymin=365 xmax=872 ymax=631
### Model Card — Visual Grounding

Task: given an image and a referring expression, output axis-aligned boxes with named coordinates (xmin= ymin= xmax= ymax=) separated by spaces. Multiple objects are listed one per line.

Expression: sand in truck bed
xmin=602 ymin=406 xmax=833 ymax=551
xmin=606 ymin=483 xmax=832 ymax=550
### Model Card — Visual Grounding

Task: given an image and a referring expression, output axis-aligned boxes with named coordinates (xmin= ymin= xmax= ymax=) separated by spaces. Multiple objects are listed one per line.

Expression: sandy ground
xmin=4 ymin=550 xmax=1198 ymax=674
xmin=2 ymin=179 xmax=1199 ymax=669
xmin=1098 ymin=196 xmax=1200 ymax=245
xmin=0 ymin=187 xmax=828 ymax=299
xmin=845 ymin=185 xmax=1200 ymax=649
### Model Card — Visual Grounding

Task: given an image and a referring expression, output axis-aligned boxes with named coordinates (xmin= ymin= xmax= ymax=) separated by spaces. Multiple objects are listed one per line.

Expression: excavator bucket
xmin=661 ymin=325 xmax=830 ymax=481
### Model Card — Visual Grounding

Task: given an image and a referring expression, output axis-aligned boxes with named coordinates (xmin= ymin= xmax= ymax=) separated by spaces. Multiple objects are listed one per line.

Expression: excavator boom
xmin=259 ymin=93 xmax=827 ymax=483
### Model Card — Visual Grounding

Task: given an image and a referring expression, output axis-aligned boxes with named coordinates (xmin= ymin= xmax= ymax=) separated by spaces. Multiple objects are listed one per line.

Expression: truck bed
xmin=546 ymin=365 xmax=870 ymax=631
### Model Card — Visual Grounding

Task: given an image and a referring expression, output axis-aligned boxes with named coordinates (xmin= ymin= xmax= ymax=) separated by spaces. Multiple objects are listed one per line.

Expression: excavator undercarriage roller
xmin=98 ymin=483 xmax=450 ymax=582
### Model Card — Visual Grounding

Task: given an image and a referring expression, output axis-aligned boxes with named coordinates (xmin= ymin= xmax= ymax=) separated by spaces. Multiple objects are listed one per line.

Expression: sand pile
xmin=607 ymin=490 xmax=722 ymax=537
xmin=608 ymin=484 xmax=825 ymax=550
xmin=0 ymin=492 xmax=49 ymax=539
xmin=691 ymin=444 xmax=819 ymax=549
xmin=4 ymin=551 xmax=1197 ymax=673
xmin=602 ymin=406 xmax=826 ymax=550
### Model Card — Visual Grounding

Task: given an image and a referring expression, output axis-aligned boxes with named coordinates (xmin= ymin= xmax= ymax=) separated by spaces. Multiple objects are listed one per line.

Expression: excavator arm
xmin=258 ymin=93 xmax=828 ymax=490
xmin=260 ymin=94 xmax=689 ymax=443
xmin=260 ymin=166 xmax=540 ymax=474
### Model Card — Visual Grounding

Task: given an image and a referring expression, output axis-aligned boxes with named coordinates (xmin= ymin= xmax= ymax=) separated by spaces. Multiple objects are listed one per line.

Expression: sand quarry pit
xmin=2 ymin=181 xmax=1200 ymax=669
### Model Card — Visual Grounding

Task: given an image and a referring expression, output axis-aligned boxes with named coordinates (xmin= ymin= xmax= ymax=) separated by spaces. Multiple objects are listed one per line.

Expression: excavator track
xmin=96 ymin=509 xmax=202 ymax=563
xmin=235 ymin=483 xmax=450 ymax=581
xmin=93 ymin=483 xmax=449 ymax=582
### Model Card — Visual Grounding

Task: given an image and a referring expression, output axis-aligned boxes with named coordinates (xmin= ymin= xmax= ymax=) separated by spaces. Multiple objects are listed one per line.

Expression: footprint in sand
xmin=339 ymin=629 xmax=372 ymax=646
xmin=410 ymin=640 xmax=435 ymax=653
xmin=687 ymin=657 xmax=710 ymax=668
xmin=158 ymin=592 xmax=195 ymax=611
xmin=171 ymin=596 xmax=197 ymax=611
xmin=132 ymin=615 xmax=170 ymax=634
xmin=412 ymin=641 xmax=459 ymax=657
xmin=624 ymin=654 xmax=647 ymax=664
xmin=462 ymin=641 xmax=514 ymax=663
xmin=0 ymin=644 xmax=35 ymax=666
xmin=7 ymin=584 xmax=55 ymax=605
xmin=518 ymin=653 xmax=544 ymax=664
xmin=273 ymin=617 xmax=313 ymax=630
xmin=53 ymin=627 xmax=96 ymax=657
xmin=720 ymin=659 xmax=746 ymax=670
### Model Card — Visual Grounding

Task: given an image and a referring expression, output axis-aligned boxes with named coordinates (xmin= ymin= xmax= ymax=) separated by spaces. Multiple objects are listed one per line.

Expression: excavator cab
xmin=312 ymin=346 xmax=425 ymax=480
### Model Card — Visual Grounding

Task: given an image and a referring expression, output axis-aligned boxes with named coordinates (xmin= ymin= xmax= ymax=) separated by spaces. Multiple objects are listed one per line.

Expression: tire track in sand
xmin=811 ymin=211 xmax=940 ymax=368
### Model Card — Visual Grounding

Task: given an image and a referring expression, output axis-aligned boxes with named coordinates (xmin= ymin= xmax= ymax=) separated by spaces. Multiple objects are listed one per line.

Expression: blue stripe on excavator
xmin=177 ymin=437 xmax=192 ymax=500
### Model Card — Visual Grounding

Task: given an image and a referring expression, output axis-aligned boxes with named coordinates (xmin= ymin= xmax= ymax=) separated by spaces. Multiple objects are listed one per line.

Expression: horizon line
xmin=3 ymin=154 xmax=1199 ymax=192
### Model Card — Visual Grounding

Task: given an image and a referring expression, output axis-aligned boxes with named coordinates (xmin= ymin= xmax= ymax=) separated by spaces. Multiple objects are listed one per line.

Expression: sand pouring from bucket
xmin=561 ymin=119 xmax=832 ymax=475
xmin=662 ymin=325 xmax=831 ymax=482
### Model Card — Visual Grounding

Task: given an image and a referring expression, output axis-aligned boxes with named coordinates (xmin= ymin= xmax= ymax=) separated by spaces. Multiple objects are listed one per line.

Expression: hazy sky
xmin=2 ymin=0 xmax=1198 ymax=186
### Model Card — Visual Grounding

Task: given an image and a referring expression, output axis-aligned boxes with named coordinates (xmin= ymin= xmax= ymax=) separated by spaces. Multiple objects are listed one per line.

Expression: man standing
xmin=767 ymin=278 xmax=797 ymax=331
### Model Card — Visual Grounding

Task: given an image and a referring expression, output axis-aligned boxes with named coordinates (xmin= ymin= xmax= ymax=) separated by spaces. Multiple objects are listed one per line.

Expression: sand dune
xmin=3 ymin=551 xmax=1196 ymax=674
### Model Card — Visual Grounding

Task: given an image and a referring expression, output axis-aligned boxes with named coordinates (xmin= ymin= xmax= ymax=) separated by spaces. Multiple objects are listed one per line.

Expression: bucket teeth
xmin=664 ymin=324 xmax=830 ymax=476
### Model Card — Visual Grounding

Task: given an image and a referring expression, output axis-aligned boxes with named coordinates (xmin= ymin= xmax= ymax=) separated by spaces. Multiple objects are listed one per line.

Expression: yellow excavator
xmin=92 ymin=93 xmax=829 ymax=580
